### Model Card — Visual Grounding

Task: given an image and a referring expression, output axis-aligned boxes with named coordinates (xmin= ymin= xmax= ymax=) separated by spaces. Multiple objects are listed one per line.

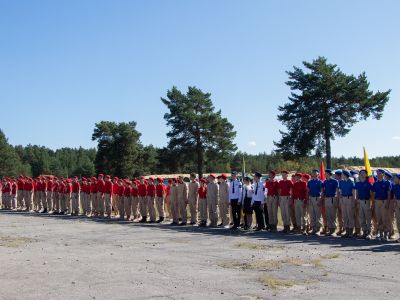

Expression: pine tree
xmin=275 ymin=57 xmax=391 ymax=168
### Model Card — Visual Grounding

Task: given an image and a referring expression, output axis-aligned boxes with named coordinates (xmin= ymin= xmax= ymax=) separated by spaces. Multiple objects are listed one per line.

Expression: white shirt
xmin=228 ymin=179 xmax=242 ymax=201
xmin=251 ymin=181 xmax=265 ymax=204
xmin=240 ymin=184 xmax=253 ymax=204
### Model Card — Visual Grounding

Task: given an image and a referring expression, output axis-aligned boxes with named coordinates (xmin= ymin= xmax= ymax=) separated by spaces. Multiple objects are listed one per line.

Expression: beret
xmin=221 ymin=174 xmax=227 ymax=180
xmin=342 ymin=170 xmax=350 ymax=177
xmin=281 ymin=170 xmax=289 ymax=174
xmin=269 ymin=171 xmax=276 ymax=176
xmin=325 ymin=169 xmax=332 ymax=175
xmin=231 ymin=171 xmax=237 ymax=175
xmin=98 ymin=174 xmax=104 ymax=177
xmin=209 ymin=173 xmax=216 ymax=179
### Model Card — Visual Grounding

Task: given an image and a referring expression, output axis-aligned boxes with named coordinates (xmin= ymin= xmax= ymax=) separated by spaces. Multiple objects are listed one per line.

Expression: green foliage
xmin=161 ymin=86 xmax=237 ymax=177
xmin=275 ymin=56 xmax=391 ymax=168
xmin=0 ymin=130 xmax=30 ymax=177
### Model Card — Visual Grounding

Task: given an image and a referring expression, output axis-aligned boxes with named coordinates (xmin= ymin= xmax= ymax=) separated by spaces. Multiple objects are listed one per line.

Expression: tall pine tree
xmin=162 ymin=86 xmax=237 ymax=178
xmin=275 ymin=57 xmax=391 ymax=168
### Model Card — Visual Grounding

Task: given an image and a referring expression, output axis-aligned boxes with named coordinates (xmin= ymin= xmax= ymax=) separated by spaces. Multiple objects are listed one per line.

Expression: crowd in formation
xmin=1 ymin=168 xmax=400 ymax=242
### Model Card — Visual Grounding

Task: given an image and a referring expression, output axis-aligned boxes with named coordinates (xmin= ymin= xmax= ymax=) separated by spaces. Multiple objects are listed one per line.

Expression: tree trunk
xmin=324 ymin=126 xmax=332 ymax=169
xmin=197 ymin=144 xmax=204 ymax=179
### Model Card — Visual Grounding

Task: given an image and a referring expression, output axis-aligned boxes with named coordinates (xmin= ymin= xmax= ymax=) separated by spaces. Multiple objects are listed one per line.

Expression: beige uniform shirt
xmin=219 ymin=181 xmax=229 ymax=204
xmin=176 ymin=182 xmax=188 ymax=201
xmin=207 ymin=181 xmax=219 ymax=202
xmin=188 ymin=181 xmax=199 ymax=201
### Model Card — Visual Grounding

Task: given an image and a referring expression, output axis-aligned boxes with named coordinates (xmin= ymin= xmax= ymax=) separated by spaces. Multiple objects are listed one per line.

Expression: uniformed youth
xmin=338 ymin=170 xmax=355 ymax=237
xmin=252 ymin=172 xmax=265 ymax=231
xmin=354 ymin=169 xmax=373 ymax=240
xmin=228 ymin=171 xmax=242 ymax=229
xmin=307 ymin=170 xmax=323 ymax=235
xmin=322 ymin=169 xmax=339 ymax=236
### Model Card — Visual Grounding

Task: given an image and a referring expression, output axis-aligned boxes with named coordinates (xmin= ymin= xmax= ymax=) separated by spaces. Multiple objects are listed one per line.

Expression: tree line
xmin=0 ymin=56 xmax=393 ymax=177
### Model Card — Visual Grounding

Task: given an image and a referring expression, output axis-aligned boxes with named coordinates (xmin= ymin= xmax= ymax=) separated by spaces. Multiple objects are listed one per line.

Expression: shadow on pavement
xmin=1 ymin=210 xmax=399 ymax=253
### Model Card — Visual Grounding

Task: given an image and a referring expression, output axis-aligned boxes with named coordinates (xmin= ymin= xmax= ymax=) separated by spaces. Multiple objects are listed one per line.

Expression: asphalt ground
xmin=0 ymin=211 xmax=399 ymax=300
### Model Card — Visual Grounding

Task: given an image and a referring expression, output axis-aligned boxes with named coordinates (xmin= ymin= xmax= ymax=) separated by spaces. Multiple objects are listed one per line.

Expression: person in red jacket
xmin=145 ymin=177 xmax=156 ymax=223
xmin=292 ymin=173 xmax=308 ymax=234
xmin=39 ymin=176 xmax=48 ymax=213
xmin=198 ymin=178 xmax=208 ymax=227
xmin=24 ymin=177 xmax=34 ymax=211
xmin=64 ymin=179 xmax=72 ymax=214
xmin=2 ymin=178 xmax=11 ymax=209
xmin=265 ymin=171 xmax=279 ymax=232
xmin=112 ymin=177 xmax=119 ymax=217
xmin=51 ymin=177 xmax=60 ymax=214
xmin=11 ymin=179 xmax=17 ymax=210
xmin=137 ymin=177 xmax=148 ymax=223
xmin=32 ymin=177 xmax=39 ymax=212
xmin=17 ymin=176 xmax=25 ymax=211
xmin=89 ymin=177 xmax=97 ymax=217
xmin=96 ymin=174 xmax=106 ymax=217
xmin=278 ymin=170 xmax=294 ymax=233
xmin=155 ymin=177 xmax=166 ymax=223
xmin=104 ymin=175 xmax=113 ymax=218
xmin=71 ymin=176 xmax=80 ymax=215
xmin=122 ymin=179 xmax=132 ymax=220
xmin=131 ymin=180 xmax=140 ymax=220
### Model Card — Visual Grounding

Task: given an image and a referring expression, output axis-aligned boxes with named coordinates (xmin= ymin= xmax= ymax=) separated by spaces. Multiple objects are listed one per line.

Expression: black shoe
xmin=139 ymin=218 xmax=147 ymax=223
xmin=217 ymin=223 xmax=224 ymax=227
xmin=254 ymin=227 xmax=262 ymax=231
xmin=42 ymin=209 xmax=48 ymax=213
xmin=179 ymin=222 xmax=187 ymax=226
xmin=230 ymin=225 xmax=238 ymax=230
xmin=189 ymin=222 xmax=196 ymax=225
xmin=198 ymin=221 xmax=206 ymax=227
xmin=170 ymin=222 xmax=178 ymax=225
xmin=156 ymin=217 xmax=164 ymax=223
xmin=59 ymin=211 xmax=65 ymax=215
xmin=148 ymin=220 xmax=155 ymax=224
xmin=179 ymin=218 xmax=182 ymax=222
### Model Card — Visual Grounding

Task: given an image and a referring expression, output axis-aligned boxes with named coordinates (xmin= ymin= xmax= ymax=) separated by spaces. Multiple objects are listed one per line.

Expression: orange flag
xmin=319 ymin=160 xmax=326 ymax=181
xmin=363 ymin=147 xmax=374 ymax=184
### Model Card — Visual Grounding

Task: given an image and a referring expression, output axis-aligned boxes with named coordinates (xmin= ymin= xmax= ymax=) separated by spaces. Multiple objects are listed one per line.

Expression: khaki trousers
xmin=25 ymin=191 xmax=33 ymax=210
xmin=132 ymin=196 xmax=139 ymax=218
xmin=60 ymin=193 xmax=67 ymax=212
xmin=53 ymin=193 xmax=60 ymax=212
xmin=267 ymin=196 xmax=278 ymax=226
xmin=123 ymin=195 xmax=132 ymax=218
xmin=65 ymin=193 xmax=71 ymax=213
xmin=188 ymin=196 xmax=197 ymax=223
xmin=207 ymin=196 xmax=218 ymax=226
xmin=11 ymin=194 xmax=16 ymax=209
xmin=170 ymin=196 xmax=179 ymax=223
xmin=104 ymin=193 xmax=111 ymax=216
xmin=395 ymin=200 xmax=400 ymax=234
xmin=146 ymin=196 xmax=156 ymax=222
xmin=97 ymin=192 xmax=104 ymax=214
xmin=324 ymin=197 xmax=337 ymax=229
xmin=155 ymin=196 xmax=165 ymax=218
xmin=178 ymin=197 xmax=187 ymax=223
xmin=340 ymin=196 xmax=354 ymax=229
xmin=90 ymin=193 xmax=96 ymax=213
xmin=46 ymin=191 xmax=53 ymax=211
xmin=33 ymin=191 xmax=39 ymax=210
xmin=17 ymin=191 xmax=24 ymax=209
xmin=139 ymin=196 xmax=147 ymax=218
xmin=71 ymin=192 xmax=80 ymax=214
xmin=294 ymin=199 xmax=306 ymax=228
xmin=81 ymin=193 xmax=90 ymax=213
xmin=375 ymin=200 xmax=389 ymax=234
xmin=290 ymin=204 xmax=297 ymax=227
xmin=279 ymin=196 xmax=291 ymax=227
xmin=218 ymin=199 xmax=229 ymax=226
xmin=359 ymin=199 xmax=372 ymax=233
xmin=309 ymin=197 xmax=322 ymax=230
xmin=198 ymin=198 xmax=207 ymax=222
xmin=337 ymin=204 xmax=344 ymax=229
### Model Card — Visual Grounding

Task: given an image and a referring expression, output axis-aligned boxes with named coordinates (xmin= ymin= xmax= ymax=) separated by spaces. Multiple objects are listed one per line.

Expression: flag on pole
xmin=363 ymin=147 xmax=374 ymax=184
xmin=319 ymin=160 xmax=326 ymax=181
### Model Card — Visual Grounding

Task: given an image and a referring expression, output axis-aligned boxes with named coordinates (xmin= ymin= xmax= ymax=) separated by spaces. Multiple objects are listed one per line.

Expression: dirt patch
xmin=258 ymin=275 xmax=296 ymax=290
xmin=235 ymin=242 xmax=285 ymax=251
xmin=0 ymin=235 xmax=35 ymax=248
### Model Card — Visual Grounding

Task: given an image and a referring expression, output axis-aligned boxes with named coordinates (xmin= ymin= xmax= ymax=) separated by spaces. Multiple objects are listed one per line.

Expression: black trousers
xmin=230 ymin=199 xmax=241 ymax=227
xmin=253 ymin=202 xmax=265 ymax=229
xmin=263 ymin=203 xmax=269 ymax=228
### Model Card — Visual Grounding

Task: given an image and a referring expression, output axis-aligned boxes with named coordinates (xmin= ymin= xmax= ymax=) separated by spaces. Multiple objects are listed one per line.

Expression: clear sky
xmin=0 ymin=0 xmax=399 ymax=158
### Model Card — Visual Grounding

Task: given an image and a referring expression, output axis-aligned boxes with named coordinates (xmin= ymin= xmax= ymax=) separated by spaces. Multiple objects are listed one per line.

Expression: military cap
xmin=385 ymin=172 xmax=393 ymax=179
xmin=334 ymin=170 xmax=343 ymax=175
xmin=312 ymin=169 xmax=319 ymax=173
xmin=342 ymin=170 xmax=351 ymax=177
xmin=325 ymin=169 xmax=333 ymax=175
xmin=350 ymin=170 xmax=359 ymax=175
xmin=281 ymin=170 xmax=289 ymax=174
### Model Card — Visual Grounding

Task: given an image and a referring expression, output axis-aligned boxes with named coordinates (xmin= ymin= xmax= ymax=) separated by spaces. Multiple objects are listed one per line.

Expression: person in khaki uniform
xmin=372 ymin=169 xmax=391 ymax=241
xmin=146 ymin=177 xmax=157 ymax=223
xmin=392 ymin=174 xmax=400 ymax=243
xmin=354 ymin=170 xmax=373 ymax=240
xmin=206 ymin=174 xmax=219 ymax=227
xmin=198 ymin=179 xmax=208 ymax=226
xmin=64 ymin=179 xmax=72 ymax=214
xmin=155 ymin=177 xmax=166 ymax=223
xmin=322 ymin=169 xmax=339 ymax=236
xmin=16 ymin=176 xmax=25 ymax=211
xmin=292 ymin=173 xmax=308 ymax=234
xmin=169 ymin=178 xmax=179 ymax=225
xmin=131 ymin=180 xmax=140 ymax=221
xmin=218 ymin=174 xmax=229 ymax=227
xmin=123 ymin=180 xmax=132 ymax=220
xmin=137 ymin=177 xmax=148 ymax=223
xmin=71 ymin=176 xmax=80 ymax=215
xmin=176 ymin=176 xmax=188 ymax=225
xmin=265 ymin=171 xmax=279 ymax=232
xmin=338 ymin=170 xmax=355 ymax=237
xmin=350 ymin=170 xmax=361 ymax=237
xmin=188 ymin=173 xmax=199 ymax=225
xmin=334 ymin=170 xmax=345 ymax=235
xmin=384 ymin=172 xmax=396 ymax=239
xmin=306 ymin=170 xmax=323 ymax=235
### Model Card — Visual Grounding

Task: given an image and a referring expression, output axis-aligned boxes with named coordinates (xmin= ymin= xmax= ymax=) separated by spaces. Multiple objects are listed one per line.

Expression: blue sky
xmin=0 ymin=0 xmax=399 ymax=158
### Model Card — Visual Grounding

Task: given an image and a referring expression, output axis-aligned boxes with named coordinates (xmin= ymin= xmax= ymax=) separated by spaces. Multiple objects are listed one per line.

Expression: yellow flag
xmin=363 ymin=147 xmax=374 ymax=183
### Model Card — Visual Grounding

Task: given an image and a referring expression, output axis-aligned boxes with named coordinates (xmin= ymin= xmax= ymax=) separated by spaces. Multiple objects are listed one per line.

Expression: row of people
xmin=1 ymin=169 xmax=400 ymax=242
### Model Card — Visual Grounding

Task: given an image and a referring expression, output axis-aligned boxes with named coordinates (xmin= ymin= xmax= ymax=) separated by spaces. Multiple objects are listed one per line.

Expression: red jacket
xmin=292 ymin=181 xmax=307 ymax=201
xmin=156 ymin=184 xmax=165 ymax=197
xmin=278 ymin=180 xmax=293 ymax=197
xmin=198 ymin=186 xmax=207 ymax=198
xmin=104 ymin=181 xmax=113 ymax=194
xmin=138 ymin=183 xmax=147 ymax=197
xmin=147 ymin=184 xmax=156 ymax=197
xmin=265 ymin=180 xmax=279 ymax=196
xmin=72 ymin=182 xmax=80 ymax=193
xmin=96 ymin=180 xmax=105 ymax=193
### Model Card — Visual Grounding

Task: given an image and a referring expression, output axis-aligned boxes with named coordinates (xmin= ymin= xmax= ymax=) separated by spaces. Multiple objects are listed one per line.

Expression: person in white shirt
xmin=229 ymin=171 xmax=242 ymax=229
xmin=252 ymin=172 xmax=266 ymax=231
xmin=241 ymin=176 xmax=253 ymax=230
